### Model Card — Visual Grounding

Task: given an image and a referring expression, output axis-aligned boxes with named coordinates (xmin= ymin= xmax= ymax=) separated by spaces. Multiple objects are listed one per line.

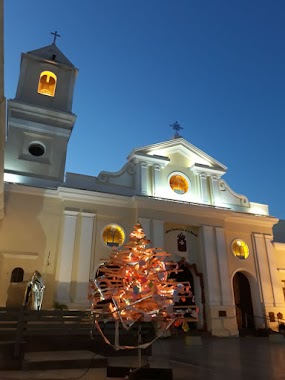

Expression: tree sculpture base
xmin=107 ymin=357 xmax=173 ymax=380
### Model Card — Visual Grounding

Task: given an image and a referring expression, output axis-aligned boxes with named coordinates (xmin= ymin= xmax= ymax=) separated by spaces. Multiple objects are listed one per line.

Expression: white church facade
xmin=1 ymin=41 xmax=285 ymax=337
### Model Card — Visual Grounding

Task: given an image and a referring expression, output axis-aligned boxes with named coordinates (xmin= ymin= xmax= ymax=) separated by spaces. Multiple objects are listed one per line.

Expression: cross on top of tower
xmin=169 ymin=121 xmax=183 ymax=139
xmin=51 ymin=31 xmax=61 ymax=45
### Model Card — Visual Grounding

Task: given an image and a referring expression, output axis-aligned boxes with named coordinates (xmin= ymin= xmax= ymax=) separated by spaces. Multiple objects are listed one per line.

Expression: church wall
xmin=168 ymin=152 xmax=191 ymax=167
xmin=52 ymin=190 xmax=139 ymax=307
xmin=0 ymin=186 xmax=62 ymax=308
xmin=275 ymin=243 xmax=285 ymax=322
xmin=0 ymin=182 xmax=283 ymax=336
xmin=156 ymin=164 xmax=197 ymax=203
xmin=135 ymin=196 xmax=284 ymax=335
xmin=0 ymin=0 xmax=4 ymax=219
xmin=224 ymin=224 xmax=285 ymax=331
xmin=225 ymin=229 xmax=262 ymax=328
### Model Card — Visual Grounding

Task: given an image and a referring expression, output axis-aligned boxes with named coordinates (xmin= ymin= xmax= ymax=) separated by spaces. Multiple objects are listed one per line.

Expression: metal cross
xmin=51 ymin=31 xmax=61 ymax=44
xmin=169 ymin=121 xmax=183 ymax=138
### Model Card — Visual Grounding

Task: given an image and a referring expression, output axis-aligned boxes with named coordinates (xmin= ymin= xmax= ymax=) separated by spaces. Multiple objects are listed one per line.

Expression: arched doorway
xmin=168 ymin=258 xmax=207 ymax=331
xmin=233 ymin=272 xmax=255 ymax=331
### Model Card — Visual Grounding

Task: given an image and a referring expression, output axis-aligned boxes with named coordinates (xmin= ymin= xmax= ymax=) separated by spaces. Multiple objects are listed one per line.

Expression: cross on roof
xmin=51 ymin=31 xmax=61 ymax=44
xmin=169 ymin=121 xmax=183 ymax=138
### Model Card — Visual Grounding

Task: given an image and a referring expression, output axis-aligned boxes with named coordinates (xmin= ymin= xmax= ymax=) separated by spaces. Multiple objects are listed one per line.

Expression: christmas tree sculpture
xmin=89 ymin=223 xmax=198 ymax=350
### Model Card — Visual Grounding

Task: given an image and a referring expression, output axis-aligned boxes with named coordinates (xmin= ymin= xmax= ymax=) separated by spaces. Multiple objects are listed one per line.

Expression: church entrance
xmin=233 ymin=272 xmax=255 ymax=332
xmin=168 ymin=257 xmax=207 ymax=331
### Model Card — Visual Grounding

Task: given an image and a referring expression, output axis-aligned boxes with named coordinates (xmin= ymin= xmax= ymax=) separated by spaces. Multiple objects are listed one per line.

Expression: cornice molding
xmin=4 ymin=182 xmax=59 ymax=198
xmin=130 ymin=153 xmax=169 ymax=166
xmin=133 ymin=195 xmax=277 ymax=227
xmin=57 ymin=187 xmax=134 ymax=207
xmin=0 ymin=251 xmax=39 ymax=259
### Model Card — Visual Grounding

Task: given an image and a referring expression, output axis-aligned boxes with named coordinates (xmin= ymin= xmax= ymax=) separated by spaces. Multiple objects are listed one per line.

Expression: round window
xmin=231 ymin=239 xmax=249 ymax=260
xmin=169 ymin=173 xmax=189 ymax=194
xmin=102 ymin=224 xmax=125 ymax=248
xmin=28 ymin=142 xmax=45 ymax=157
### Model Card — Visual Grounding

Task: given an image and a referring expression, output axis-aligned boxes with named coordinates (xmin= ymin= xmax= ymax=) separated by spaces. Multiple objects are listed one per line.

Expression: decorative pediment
xmin=65 ymin=136 xmax=269 ymax=216
xmin=27 ymin=44 xmax=75 ymax=67
xmin=128 ymin=137 xmax=227 ymax=175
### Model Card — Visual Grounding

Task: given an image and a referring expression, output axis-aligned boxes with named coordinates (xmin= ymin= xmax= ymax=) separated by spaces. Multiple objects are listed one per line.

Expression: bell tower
xmin=4 ymin=36 xmax=78 ymax=187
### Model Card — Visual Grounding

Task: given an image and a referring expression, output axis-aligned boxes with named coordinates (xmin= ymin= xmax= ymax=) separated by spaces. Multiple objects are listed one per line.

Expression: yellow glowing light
xmin=38 ymin=71 xmax=57 ymax=97
xmin=232 ymin=239 xmax=249 ymax=259
xmin=103 ymin=224 xmax=125 ymax=247
xmin=169 ymin=174 xmax=189 ymax=194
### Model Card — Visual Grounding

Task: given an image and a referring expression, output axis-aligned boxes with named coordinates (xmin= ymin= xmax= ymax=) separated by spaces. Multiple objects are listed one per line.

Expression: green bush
xmin=53 ymin=301 xmax=68 ymax=310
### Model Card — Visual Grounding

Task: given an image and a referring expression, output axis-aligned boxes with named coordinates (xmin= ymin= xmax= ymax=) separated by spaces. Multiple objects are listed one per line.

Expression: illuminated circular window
xmin=28 ymin=142 xmax=45 ymax=157
xmin=103 ymin=224 xmax=125 ymax=248
xmin=169 ymin=173 xmax=189 ymax=194
xmin=231 ymin=239 xmax=249 ymax=260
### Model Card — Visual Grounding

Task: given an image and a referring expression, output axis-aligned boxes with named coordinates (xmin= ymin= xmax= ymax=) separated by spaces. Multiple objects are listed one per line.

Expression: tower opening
xmin=38 ymin=71 xmax=57 ymax=97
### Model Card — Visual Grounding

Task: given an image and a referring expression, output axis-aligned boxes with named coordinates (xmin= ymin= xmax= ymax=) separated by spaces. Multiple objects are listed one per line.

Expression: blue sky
xmin=4 ymin=1 xmax=285 ymax=219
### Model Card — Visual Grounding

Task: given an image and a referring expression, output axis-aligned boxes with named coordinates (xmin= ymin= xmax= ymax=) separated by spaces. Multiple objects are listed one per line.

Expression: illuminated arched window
xmin=38 ymin=71 xmax=57 ymax=97
xmin=231 ymin=239 xmax=249 ymax=260
xmin=103 ymin=224 xmax=125 ymax=247
xmin=169 ymin=173 xmax=189 ymax=194
xmin=10 ymin=267 xmax=24 ymax=283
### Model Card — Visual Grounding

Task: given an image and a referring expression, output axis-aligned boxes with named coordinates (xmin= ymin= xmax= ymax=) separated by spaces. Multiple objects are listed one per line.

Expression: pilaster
xmin=253 ymin=233 xmax=274 ymax=306
xmin=215 ymin=227 xmax=233 ymax=305
xmin=264 ymin=234 xmax=284 ymax=306
xmin=138 ymin=218 xmax=152 ymax=242
xmin=152 ymin=164 xmax=161 ymax=197
xmin=55 ymin=210 xmax=78 ymax=304
xmin=152 ymin=219 xmax=164 ymax=248
xmin=140 ymin=162 xmax=148 ymax=195
xmin=73 ymin=212 xmax=96 ymax=305
xmin=210 ymin=176 xmax=221 ymax=207
xmin=200 ymin=174 xmax=210 ymax=204
xmin=201 ymin=225 xmax=221 ymax=305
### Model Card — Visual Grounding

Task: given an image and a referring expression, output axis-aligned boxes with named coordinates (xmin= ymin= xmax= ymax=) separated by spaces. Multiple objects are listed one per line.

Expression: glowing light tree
xmin=89 ymin=223 xmax=197 ymax=350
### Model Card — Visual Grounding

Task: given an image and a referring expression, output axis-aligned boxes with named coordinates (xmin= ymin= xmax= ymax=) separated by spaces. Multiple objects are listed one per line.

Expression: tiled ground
xmin=0 ymin=335 xmax=285 ymax=379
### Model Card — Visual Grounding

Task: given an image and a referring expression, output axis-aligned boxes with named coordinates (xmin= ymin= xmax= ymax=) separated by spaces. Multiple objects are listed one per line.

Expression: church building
xmin=1 ymin=39 xmax=285 ymax=337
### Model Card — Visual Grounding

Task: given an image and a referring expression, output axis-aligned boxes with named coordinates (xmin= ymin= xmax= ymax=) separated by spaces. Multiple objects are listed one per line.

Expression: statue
xmin=23 ymin=271 xmax=45 ymax=310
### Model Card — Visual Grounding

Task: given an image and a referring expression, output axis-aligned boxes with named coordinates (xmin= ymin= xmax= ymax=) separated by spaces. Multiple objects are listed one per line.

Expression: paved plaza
xmin=0 ymin=336 xmax=285 ymax=379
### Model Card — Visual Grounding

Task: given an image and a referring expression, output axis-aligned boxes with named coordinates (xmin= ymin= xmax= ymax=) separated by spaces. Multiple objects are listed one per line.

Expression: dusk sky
xmin=4 ymin=1 xmax=285 ymax=220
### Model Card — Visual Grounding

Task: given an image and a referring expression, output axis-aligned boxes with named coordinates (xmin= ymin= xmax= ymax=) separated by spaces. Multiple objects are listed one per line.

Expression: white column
xmin=200 ymin=174 xmax=210 ymax=204
xmin=201 ymin=225 xmax=221 ymax=304
xmin=152 ymin=220 xmax=165 ymax=248
xmin=210 ymin=176 xmax=221 ymax=207
xmin=215 ymin=227 xmax=233 ymax=305
xmin=73 ymin=213 xmax=96 ymax=305
xmin=264 ymin=235 xmax=284 ymax=306
xmin=140 ymin=162 xmax=148 ymax=195
xmin=138 ymin=218 xmax=152 ymax=242
xmin=192 ymin=173 xmax=201 ymax=203
xmin=152 ymin=164 xmax=161 ymax=197
xmin=56 ymin=210 xmax=79 ymax=304
xmin=253 ymin=233 xmax=273 ymax=306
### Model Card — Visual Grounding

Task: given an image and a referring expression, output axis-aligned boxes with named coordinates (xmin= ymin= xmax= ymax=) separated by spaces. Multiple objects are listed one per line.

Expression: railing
xmin=241 ymin=311 xmax=285 ymax=334
xmin=0 ymin=307 xmax=155 ymax=359
xmin=0 ymin=307 xmax=93 ymax=357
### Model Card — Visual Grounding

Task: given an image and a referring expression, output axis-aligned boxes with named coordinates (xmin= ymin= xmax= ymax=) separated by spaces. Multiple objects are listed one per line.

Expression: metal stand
xmin=106 ymin=322 xmax=173 ymax=380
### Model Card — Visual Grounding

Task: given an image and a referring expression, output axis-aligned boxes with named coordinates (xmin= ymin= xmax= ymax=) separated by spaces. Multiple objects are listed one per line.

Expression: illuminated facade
xmin=1 ymin=42 xmax=285 ymax=337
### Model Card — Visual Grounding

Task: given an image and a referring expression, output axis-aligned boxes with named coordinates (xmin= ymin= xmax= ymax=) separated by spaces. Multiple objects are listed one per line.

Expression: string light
xmin=89 ymin=223 xmax=198 ymax=348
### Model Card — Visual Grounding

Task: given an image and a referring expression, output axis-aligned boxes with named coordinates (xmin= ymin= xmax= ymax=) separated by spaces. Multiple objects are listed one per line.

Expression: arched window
xmin=10 ymin=267 xmax=24 ymax=283
xmin=38 ymin=71 xmax=57 ymax=97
